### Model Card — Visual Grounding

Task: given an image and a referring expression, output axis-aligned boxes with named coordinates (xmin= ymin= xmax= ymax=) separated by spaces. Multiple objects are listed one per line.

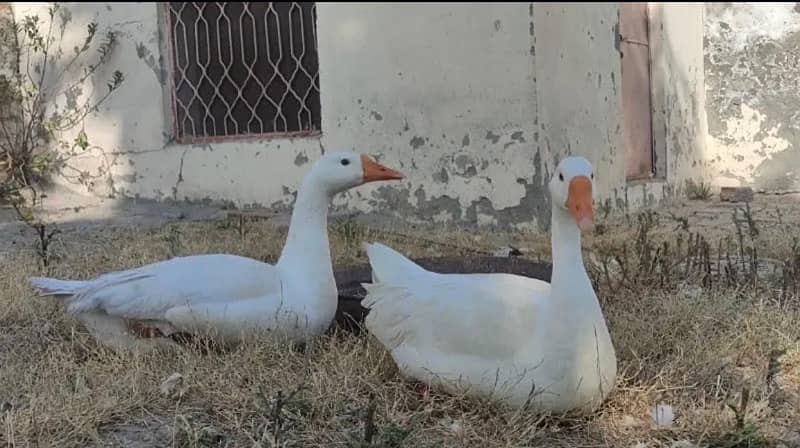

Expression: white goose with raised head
xmin=361 ymin=156 xmax=616 ymax=412
xmin=30 ymin=151 xmax=404 ymax=351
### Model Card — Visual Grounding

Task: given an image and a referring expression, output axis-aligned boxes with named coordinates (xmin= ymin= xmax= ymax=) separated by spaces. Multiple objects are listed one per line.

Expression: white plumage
xmin=362 ymin=157 xmax=617 ymax=412
xmin=29 ymin=151 xmax=404 ymax=351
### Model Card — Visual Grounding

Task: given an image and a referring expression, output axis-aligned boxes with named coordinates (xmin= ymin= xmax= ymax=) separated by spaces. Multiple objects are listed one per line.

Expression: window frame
xmin=161 ymin=2 xmax=322 ymax=144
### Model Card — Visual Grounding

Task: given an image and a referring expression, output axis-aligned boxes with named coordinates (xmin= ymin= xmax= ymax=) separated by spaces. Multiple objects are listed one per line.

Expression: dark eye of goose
xmin=558 ymin=172 xmax=564 ymax=182
xmin=590 ymin=173 xmax=594 ymax=180
xmin=340 ymin=158 xmax=350 ymax=166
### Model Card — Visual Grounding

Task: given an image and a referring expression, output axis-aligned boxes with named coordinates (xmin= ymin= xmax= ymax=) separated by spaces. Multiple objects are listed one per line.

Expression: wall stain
xmin=409 ymin=136 xmax=426 ymax=149
xmin=294 ymin=152 xmax=309 ymax=166
xmin=466 ymin=149 xmax=551 ymax=230
xmin=135 ymin=42 xmax=164 ymax=84
xmin=432 ymin=168 xmax=449 ymax=183
xmin=610 ymin=71 xmax=617 ymax=95
xmin=371 ymin=149 xmax=551 ymax=230
xmin=454 ymin=154 xmax=472 ymax=170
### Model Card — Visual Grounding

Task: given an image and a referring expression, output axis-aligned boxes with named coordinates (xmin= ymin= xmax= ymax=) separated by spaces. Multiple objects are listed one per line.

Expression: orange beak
xmin=565 ymin=175 xmax=594 ymax=233
xmin=361 ymin=154 xmax=405 ymax=183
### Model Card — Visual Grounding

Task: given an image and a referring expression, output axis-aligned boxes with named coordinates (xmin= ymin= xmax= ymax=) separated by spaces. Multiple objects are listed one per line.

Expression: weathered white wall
xmin=10 ymin=3 xmax=709 ymax=229
xmin=704 ymin=3 xmax=800 ymax=191
xmin=648 ymin=3 xmax=709 ymax=199
xmin=317 ymin=3 xmax=541 ymax=228
xmin=10 ymin=2 xmax=323 ymax=211
xmin=533 ymin=3 xmax=708 ymax=211
xmin=533 ymin=3 xmax=623 ymax=212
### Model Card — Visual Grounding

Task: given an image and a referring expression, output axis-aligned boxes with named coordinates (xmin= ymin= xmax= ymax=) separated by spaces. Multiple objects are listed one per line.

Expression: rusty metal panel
xmin=620 ymin=3 xmax=654 ymax=180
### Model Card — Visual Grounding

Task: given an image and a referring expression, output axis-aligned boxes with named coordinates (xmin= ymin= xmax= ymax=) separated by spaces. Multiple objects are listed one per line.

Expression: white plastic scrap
xmin=651 ymin=403 xmax=675 ymax=427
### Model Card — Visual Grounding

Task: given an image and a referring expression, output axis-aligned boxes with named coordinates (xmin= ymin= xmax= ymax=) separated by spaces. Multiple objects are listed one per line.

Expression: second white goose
xmin=361 ymin=156 xmax=617 ymax=413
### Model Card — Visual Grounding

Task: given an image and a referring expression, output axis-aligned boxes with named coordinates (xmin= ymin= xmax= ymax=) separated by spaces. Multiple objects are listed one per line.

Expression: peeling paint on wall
xmin=17 ymin=3 xmax=708 ymax=228
xmin=708 ymin=104 xmax=791 ymax=185
xmin=705 ymin=3 xmax=800 ymax=190
xmin=294 ymin=152 xmax=309 ymax=166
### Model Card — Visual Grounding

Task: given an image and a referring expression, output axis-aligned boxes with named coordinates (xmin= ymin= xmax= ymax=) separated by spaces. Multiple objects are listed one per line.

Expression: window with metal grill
xmin=166 ymin=2 xmax=320 ymax=143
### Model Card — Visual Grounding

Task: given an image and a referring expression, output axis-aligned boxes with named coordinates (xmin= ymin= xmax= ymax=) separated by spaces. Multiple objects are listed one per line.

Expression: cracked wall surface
xmin=11 ymin=3 xmax=707 ymax=229
xmin=705 ymin=3 xmax=800 ymax=191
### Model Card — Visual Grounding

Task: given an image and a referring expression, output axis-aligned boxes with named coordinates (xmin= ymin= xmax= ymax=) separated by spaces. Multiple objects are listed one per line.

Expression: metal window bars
xmin=166 ymin=2 xmax=321 ymax=143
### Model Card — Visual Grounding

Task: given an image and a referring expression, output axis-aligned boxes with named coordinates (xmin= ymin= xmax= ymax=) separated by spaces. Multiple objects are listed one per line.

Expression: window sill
xmin=171 ymin=130 xmax=322 ymax=146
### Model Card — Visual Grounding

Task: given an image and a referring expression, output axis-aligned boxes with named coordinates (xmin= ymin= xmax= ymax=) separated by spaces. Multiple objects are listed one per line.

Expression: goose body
xmin=30 ymin=152 xmax=403 ymax=351
xmin=362 ymin=157 xmax=616 ymax=412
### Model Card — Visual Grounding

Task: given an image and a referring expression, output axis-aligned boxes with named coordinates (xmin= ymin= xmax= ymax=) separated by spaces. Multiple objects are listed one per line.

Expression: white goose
xmin=362 ymin=156 xmax=616 ymax=413
xmin=30 ymin=151 xmax=404 ymax=351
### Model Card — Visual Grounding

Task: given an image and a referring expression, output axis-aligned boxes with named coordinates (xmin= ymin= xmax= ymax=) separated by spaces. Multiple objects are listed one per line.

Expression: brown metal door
xmin=620 ymin=2 xmax=654 ymax=180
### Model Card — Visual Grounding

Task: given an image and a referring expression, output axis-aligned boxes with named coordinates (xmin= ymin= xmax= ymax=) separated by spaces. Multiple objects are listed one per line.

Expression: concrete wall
xmin=533 ymin=3 xmax=708 ymax=211
xmin=10 ymin=3 xmax=173 ymax=198
xmin=318 ymin=3 xmax=541 ymax=228
xmin=704 ymin=3 xmax=800 ymax=191
xmin=0 ymin=1 xmax=19 ymax=185
xmin=650 ymin=3 xmax=709 ymax=195
xmin=533 ymin=4 xmax=623 ymax=217
xmin=9 ymin=3 xmax=709 ymax=229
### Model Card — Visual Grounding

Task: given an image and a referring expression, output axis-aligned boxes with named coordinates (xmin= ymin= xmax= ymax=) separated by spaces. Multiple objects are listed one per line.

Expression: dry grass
xmin=2 ymin=196 xmax=800 ymax=447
